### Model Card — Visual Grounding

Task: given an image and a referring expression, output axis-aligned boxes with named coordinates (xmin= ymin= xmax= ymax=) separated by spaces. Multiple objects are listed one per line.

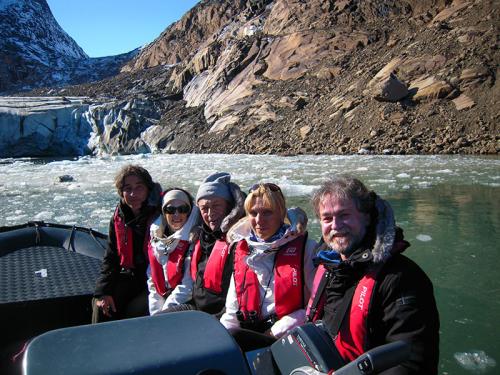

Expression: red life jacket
xmin=148 ymin=239 xmax=190 ymax=297
xmin=233 ymin=235 xmax=306 ymax=321
xmin=113 ymin=207 xmax=151 ymax=269
xmin=306 ymin=263 xmax=381 ymax=362
xmin=190 ymin=237 xmax=230 ymax=294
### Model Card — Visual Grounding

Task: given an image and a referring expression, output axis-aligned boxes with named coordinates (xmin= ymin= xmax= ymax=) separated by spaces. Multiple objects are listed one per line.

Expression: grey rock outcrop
xmin=366 ymin=61 xmax=409 ymax=102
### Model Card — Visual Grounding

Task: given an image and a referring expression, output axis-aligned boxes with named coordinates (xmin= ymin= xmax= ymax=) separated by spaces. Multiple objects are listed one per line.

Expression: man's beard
xmin=326 ymin=228 xmax=366 ymax=257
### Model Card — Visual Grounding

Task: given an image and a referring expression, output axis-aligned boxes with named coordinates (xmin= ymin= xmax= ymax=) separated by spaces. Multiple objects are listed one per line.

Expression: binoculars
xmin=236 ymin=310 xmax=277 ymax=333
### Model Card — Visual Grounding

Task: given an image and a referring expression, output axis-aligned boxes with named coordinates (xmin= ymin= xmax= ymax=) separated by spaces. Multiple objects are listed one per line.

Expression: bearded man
xmin=307 ymin=176 xmax=439 ymax=374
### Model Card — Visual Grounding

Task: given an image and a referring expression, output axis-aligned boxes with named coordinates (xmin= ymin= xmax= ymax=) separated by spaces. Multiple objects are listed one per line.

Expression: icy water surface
xmin=0 ymin=154 xmax=499 ymax=374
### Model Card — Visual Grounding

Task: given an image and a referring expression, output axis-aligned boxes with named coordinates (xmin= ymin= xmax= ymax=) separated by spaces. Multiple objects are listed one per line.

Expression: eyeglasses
xmin=163 ymin=205 xmax=190 ymax=215
xmin=249 ymin=183 xmax=282 ymax=194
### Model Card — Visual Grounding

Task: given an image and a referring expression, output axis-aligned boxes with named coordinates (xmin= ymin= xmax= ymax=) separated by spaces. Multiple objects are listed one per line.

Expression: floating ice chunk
xmin=454 ymin=318 xmax=473 ymax=325
xmin=34 ymin=211 xmax=54 ymax=220
xmin=416 ymin=234 xmax=432 ymax=242
xmin=372 ymin=179 xmax=395 ymax=184
xmin=285 ymin=184 xmax=315 ymax=196
xmin=58 ymin=214 xmax=78 ymax=222
xmin=417 ymin=181 xmax=432 ymax=187
xmin=5 ymin=214 xmax=27 ymax=221
xmin=454 ymin=351 xmax=496 ymax=372
xmin=91 ymin=208 xmax=111 ymax=217
xmin=396 ymin=173 xmax=411 ymax=178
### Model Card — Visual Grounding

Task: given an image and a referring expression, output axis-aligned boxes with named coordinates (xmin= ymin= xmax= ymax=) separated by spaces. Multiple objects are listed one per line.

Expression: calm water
xmin=1 ymin=154 xmax=499 ymax=374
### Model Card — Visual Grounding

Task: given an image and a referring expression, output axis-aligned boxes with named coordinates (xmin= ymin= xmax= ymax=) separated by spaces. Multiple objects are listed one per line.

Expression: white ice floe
xmin=454 ymin=318 xmax=473 ymax=325
xmin=57 ymin=214 xmax=78 ymax=222
xmin=5 ymin=214 xmax=27 ymax=222
xmin=33 ymin=211 xmax=55 ymax=220
xmin=416 ymin=234 xmax=432 ymax=242
xmin=454 ymin=351 xmax=496 ymax=372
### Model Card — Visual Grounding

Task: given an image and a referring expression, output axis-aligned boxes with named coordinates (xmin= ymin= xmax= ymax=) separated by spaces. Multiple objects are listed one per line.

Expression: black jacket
xmin=191 ymin=224 xmax=234 ymax=317
xmin=321 ymin=245 xmax=440 ymax=374
xmin=94 ymin=201 xmax=156 ymax=297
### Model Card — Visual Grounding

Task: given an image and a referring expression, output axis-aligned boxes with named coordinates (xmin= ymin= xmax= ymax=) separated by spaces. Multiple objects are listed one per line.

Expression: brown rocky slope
xmin=27 ymin=0 xmax=499 ymax=155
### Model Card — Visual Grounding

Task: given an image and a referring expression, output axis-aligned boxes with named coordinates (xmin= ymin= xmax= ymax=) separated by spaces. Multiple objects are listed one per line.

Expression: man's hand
xmin=96 ymin=295 xmax=116 ymax=317
xmin=263 ymin=328 xmax=277 ymax=338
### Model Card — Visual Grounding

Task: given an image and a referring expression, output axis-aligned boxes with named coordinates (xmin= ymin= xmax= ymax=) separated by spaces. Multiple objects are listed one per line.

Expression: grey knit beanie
xmin=196 ymin=172 xmax=233 ymax=203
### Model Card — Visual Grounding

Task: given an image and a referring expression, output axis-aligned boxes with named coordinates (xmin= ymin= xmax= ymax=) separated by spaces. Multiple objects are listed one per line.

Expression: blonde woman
xmin=220 ymin=183 xmax=316 ymax=350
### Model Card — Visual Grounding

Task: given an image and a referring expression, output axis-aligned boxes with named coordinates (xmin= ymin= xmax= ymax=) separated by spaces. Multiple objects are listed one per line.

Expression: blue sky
xmin=46 ymin=0 xmax=199 ymax=57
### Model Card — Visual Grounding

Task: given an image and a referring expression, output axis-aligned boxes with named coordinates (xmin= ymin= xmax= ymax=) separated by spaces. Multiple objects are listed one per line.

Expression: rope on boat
xmin=89 ymin=228 xmax=107 ymax=251
xmin=68 ymin=225 xmax=77 ymax=252
xmin=34 ymin=222 xmax=40 ymax=245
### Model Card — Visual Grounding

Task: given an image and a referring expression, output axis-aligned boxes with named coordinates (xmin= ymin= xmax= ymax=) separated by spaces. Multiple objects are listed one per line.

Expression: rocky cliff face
xmin=121 ymin=0 xmax=250 ymax=72
xmin=0 ymin=0 xmax=137 ymax=93
xmin=5 ymin=0 xmax=500 ymax=156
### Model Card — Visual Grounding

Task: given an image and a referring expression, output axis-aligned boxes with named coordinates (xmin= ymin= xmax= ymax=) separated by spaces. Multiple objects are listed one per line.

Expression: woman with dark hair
xmin=92 ymin=164 xmax=161 ymax=323
xmin=147 ymin=188 xmax=200 ymax=315
xmin=220 ymin=183 xmax=316 ymax=350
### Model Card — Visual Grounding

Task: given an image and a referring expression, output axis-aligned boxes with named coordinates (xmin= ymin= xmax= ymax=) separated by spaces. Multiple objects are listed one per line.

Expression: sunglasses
xmin=249 ymin=183 xmax=282 ymax=194
xmin=163 ymin=205 xmax=190 ymax=215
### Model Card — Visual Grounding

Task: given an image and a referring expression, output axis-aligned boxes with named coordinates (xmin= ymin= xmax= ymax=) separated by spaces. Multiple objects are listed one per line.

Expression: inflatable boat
xmin=1 ymin=222 xmax=410 ymax=375
xmin=0 ymin=221 xmax=107 ymax=374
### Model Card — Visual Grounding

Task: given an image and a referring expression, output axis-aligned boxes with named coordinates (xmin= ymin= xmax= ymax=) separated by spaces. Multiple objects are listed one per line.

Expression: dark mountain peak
xmin=0 ymin=0 xmax=137 ymax=93
xmin=0 ymin=0 xmax=87 ymax=64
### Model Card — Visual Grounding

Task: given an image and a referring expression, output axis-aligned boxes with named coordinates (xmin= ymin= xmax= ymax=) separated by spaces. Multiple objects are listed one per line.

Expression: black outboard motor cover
xmin=23 ymin=311 xmax=251 ymax=375
xmin=271 ymin=322 xmax=345 ymax=374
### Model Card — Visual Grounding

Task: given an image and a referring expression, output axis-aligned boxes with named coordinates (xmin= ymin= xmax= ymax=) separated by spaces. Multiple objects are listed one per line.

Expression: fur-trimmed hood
xmin=219 ymin=181 xmax=246 ymax=234
xmin=372 ymin=197 xmax=398 ymax=263
xmin=362 ymin=196 xmax=409 ymax=263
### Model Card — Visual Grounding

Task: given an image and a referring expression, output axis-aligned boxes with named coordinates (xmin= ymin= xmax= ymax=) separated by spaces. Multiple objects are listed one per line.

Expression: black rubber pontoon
xmin=0 ymin=221 xmax=107 ymax=374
